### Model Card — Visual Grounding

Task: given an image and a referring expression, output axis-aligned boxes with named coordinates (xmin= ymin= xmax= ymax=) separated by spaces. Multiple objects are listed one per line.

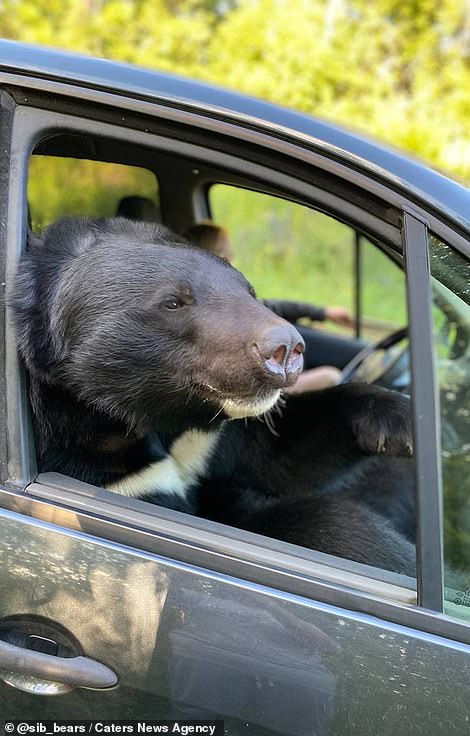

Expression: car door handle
xmin=0 ymin=638 xmax=118 ymax=689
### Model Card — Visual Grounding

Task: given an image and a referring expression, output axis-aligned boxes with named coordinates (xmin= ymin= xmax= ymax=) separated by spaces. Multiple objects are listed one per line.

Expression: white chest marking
xmin=106 ymin=429 xmax=218 ymax=499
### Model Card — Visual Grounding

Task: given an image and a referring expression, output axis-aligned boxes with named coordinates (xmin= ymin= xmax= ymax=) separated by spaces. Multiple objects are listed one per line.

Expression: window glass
xmin=429 ymin=236 xmax=470 ymax=620
xmin=28 ymin=157 xmax=159 ymax=231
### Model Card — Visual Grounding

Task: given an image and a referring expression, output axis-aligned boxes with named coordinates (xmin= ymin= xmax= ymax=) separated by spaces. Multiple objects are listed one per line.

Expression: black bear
xmin=12 ymin=216 xmax=415 ymax=574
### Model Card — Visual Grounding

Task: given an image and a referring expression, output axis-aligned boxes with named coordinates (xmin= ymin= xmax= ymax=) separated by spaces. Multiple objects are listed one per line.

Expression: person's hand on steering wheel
xmin=264 ymin=299 xmax=355 ymax=327
xmin=324 ymin=306 xmax=356 ymax=328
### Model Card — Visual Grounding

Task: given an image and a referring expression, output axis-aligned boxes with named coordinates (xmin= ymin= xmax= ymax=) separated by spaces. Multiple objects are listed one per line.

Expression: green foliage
xmin=3 ymin=0 xmax=470 ymax=179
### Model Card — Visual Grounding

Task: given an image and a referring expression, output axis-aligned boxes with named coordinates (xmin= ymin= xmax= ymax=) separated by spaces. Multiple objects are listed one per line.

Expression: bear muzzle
xmin=253 ymin=323 xmax=305 ymax=387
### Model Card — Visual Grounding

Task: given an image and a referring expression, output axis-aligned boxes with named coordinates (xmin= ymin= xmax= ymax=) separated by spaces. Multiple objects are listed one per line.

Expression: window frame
xmin=2 ymin=84 xmax=470 ymax=642
xmin=0 ymin=89 xmax=13 ymax=486
xmin=403 ymin=212 xmax=444 ymax=611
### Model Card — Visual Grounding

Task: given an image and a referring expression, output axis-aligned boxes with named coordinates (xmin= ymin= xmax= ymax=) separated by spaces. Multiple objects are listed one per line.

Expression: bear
xmin=200 ymin=386 xmax=415 ymax=566
xmin=11 ymin=216 xmax=415 ymax=574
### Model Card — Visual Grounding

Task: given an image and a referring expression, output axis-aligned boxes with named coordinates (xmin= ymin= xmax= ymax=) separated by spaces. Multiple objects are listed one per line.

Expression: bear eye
xmin=163 ymin=297 xmax=184 ymax=311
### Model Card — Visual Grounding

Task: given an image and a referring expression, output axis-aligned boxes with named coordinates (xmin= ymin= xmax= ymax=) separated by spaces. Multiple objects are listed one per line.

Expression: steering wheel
xmin=340 ymin=327 xmax=409 ymax=387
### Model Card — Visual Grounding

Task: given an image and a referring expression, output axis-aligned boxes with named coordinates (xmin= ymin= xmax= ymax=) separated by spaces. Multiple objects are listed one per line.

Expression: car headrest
xmin=116 ymin=195 xmax=161 ymax=223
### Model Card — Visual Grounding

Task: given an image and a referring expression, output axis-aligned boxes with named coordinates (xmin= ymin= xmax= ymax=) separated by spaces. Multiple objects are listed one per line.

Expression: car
xmin=0 ymin=38 xmax=470 ymax=732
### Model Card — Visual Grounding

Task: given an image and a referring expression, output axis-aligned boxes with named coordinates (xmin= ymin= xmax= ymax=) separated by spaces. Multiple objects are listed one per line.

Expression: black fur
xmin=12 ymin=216 xmax=415 ymax=574
xmin=13 ymin=217 xmax=304 ymax=504
xmin=200 ymin=386 xmax=415 ymax=571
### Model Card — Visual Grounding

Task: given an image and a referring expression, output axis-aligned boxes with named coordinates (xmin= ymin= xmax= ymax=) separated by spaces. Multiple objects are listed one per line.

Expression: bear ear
xmin=11 ymin=229 xmax=59 ymax=378
xmin=26 ymin=226 xmax=43 ymax=252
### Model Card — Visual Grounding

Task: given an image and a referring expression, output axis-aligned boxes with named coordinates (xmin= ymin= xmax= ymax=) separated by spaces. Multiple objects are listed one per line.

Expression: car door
xmin=1 ymin=58 xmax=470 ymax=734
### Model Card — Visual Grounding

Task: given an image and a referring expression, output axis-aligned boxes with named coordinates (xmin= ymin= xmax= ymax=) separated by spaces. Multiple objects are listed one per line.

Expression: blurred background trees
xmin=3 ymin=0 xmax=470 ymax=180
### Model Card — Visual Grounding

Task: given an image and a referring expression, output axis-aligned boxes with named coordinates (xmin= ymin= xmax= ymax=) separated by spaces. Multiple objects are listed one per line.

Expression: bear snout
xmin=254 ymin=323 xmax=305 ymax=386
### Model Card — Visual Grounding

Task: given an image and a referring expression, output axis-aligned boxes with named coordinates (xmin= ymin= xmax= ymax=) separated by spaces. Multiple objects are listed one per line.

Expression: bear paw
xmin=350 ymin=390 xmax=413 ymax=457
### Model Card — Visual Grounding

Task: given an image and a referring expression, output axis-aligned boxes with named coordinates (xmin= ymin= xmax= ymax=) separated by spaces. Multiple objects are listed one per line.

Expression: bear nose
xmin=255 ymin=324 xmax=305 ymax=385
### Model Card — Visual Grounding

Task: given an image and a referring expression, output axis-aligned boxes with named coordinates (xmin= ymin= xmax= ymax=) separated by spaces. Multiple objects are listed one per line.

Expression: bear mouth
xmin=197 ymin=382 xmax=281 ymax=419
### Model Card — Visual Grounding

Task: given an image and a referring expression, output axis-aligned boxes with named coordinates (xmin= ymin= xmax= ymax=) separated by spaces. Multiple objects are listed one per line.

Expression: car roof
xmin=1 ymin=38 xmax=470 ymax=236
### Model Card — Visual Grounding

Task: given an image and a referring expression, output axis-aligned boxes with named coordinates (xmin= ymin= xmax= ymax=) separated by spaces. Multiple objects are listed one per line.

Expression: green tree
xmin=2 ymin=0 xmax=470 ymax=180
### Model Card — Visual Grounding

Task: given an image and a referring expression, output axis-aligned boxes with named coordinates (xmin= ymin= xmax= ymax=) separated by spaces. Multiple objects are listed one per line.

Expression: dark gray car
xmin=0 ymin=39 xmax=470 ymax=734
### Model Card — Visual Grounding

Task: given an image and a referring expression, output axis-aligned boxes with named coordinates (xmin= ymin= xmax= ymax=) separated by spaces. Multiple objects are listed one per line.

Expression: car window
xmin=210 ymin=184 xmax=406 ymax=341
xmin=429 ymin=235 xmax=470 ymax=620
xmin=28 ymin=156 xmax=159 ymax=231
